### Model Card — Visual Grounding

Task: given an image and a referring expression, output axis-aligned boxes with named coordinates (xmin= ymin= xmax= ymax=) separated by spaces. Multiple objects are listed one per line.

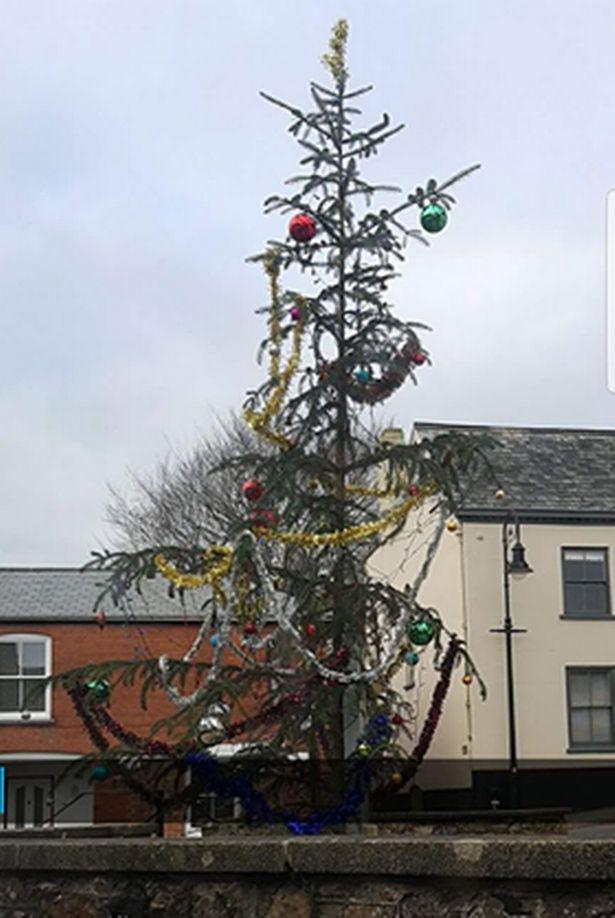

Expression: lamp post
xmin=490 ymin=511 xmax=532 ymax=809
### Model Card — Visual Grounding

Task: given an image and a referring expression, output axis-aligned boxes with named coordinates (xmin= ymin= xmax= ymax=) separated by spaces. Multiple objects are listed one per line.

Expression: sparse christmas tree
xmin=60 ymin=20 xmax=490 ymax=833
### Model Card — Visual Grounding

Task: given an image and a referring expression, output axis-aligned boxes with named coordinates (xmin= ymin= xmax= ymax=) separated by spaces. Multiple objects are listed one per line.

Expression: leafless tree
xmin=106 ymin=413 xmax=267 ymax=550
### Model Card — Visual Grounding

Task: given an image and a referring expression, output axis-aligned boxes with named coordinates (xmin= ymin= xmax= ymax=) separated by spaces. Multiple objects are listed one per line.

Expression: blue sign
xmin=0 ymin=766 xmax=4 ymax=816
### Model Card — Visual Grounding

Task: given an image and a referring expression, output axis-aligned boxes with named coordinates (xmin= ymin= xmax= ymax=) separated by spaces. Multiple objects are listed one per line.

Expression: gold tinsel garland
xmin=253 ymin=482 xmax=437 ymax=547
xmin=154 ymin=546 xmax=233 ymax=603
xmin=242 ymin=255 xmax=306 ymax=451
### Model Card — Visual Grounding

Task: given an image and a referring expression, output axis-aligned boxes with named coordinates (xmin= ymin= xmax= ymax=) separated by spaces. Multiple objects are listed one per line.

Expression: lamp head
xmin=508 ymin=540 xmax=533 ymax=578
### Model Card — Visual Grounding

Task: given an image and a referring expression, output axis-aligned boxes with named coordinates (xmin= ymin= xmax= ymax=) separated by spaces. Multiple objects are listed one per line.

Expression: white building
xmin=374 ymin=423 xmax=615 ymax=811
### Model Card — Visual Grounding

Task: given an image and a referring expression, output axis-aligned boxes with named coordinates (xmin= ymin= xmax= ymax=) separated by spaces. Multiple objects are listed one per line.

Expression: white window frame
xmin=0 ymin=634 xmax=52 ymax=722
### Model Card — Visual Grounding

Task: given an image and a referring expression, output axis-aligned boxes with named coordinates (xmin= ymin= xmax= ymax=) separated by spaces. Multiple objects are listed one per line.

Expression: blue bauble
xmin=91 ymin=763 xmax=109 ymax=782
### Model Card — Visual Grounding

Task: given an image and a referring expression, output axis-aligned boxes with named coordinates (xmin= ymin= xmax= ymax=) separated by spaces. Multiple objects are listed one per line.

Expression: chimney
xmin=380 ymin=427 xmax=405 ymax=447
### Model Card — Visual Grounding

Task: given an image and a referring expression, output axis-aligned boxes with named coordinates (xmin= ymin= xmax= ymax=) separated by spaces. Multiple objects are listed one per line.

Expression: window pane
xmin=565 ymin=583 xmax=585 ymax=615
xmin=591 ymin=708 xmax=612 ymax=743
xmin=22 ymin=679 xmax=45 ymax=712
xmin=563 ymin=554 xmax=585 ymax=581
xmin=570 ymin=672 xmax=591 ymax=706
xmin=571 ymin=708 xmax=591 ymax=744
xmin=33 ymin=786 xmax=45 ymax=827
xmin=591 ymin=672 xmax=611 ymax=706
xmin=584 ymin=552 xmax=607 ymax=581
xmin=21 ymin=642 xmax=45 ymax=676
xmin=0 ymin=644 xmax=18 ymax=676
xmin=0 ymin=680 xmax=19 ymax=712
xmin=585 ymin=584 xmax=609 ymax=615
xmin=564 ymin=550 xmax=586 ymax=562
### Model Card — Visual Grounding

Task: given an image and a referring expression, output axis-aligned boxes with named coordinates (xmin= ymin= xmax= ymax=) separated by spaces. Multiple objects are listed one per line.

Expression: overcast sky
xmin=2 ymin=1 xmax=615 ymax=564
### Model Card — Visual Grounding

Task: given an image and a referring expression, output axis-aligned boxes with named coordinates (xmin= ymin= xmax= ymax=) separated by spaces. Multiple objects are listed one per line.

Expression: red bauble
xmin=244 ymin=622 xmax=257 ymax=636
xmin=242 ymin=479 xmax=264 ymax=502
xmin=412 ymin=352 xmax=426 ymax=366
xmin=391 ymin=713 xmax=404 ymax=726
xmin=407 ymin=484 xmax=419 ymax=497
xmin=306 ymin=623 xmax=316 ymax=637
xmin=250 ymin=509 xmax=277 ymax=529
xmin=289 ymin=214 xmax=316 ymax=243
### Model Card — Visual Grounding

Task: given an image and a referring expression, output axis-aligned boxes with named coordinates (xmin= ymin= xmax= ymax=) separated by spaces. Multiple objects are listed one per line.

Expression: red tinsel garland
xmin=68 ymin=685 xmax=163 ymax=807
xmin=70 ymin=636 xmax=461 ymax=809
xmin=373 ymin=635 xmax=460 ymax=799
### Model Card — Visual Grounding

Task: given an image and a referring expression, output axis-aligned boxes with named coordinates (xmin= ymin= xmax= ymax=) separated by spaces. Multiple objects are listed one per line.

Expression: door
xmin=6 ymin=777 xmax=52 ymax=828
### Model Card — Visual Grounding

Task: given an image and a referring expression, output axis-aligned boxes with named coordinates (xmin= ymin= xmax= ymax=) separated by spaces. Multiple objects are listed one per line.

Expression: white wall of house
xmin=464 ymin=521 xmax=615 ymax=766
xmin=372 ymin=515 xmax=615 ymax=786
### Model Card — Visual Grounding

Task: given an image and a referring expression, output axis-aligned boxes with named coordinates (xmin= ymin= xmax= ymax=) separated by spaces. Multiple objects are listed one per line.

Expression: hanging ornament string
xmin=77 ymin=638 xmax=461 ymax=835
xmin=373 ymin=635 xmax=460 ymax=800
xmin=87 ymin=674 xmax=320 ymax=748
xmin=67 ymin=686 xmax=165 ymax=807
xmin=252 ymin=482 xmax=437 ymax=547
xmin=264 ymin=251 xmax=282 ymax=380
xmin=243 ymin=258 xmax=307 ymax=451
xmin=231 ymin=509 xmax=446 ymax=688
xmin=153 ymin=546 xmax=232 ymax=598
xmin=340 ymin=331 xmax=429 ymax=406
xmin=157 ymin=596 xmax=235 ymax=710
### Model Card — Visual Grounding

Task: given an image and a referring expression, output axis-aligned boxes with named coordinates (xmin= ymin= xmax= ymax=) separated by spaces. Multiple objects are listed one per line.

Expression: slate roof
xmin=413 ymin=422 xmax=615 ymax=520
xmin=0 ymin=568 xmax=208 ymax=622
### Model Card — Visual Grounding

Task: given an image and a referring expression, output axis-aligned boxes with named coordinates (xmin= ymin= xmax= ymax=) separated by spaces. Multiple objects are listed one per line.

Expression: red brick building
xmin=0 ymin=567 xmax=240 ymax=832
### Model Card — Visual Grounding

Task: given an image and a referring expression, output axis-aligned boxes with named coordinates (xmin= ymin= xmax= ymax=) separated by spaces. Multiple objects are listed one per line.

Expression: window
xmin=562 ymin=548 xmax=610 ymax=617
xmin=0 ymin=635 xmax=51 ymax=721
xmin=567 ymin=668 xmax=615 ymax=748
xmin=189 ymin=763 xmax=240 ymax=826
xmin=190 ymin=791 xmax=241 ymax=826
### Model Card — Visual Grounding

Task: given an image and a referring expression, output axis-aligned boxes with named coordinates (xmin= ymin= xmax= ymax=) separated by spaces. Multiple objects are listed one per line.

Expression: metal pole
xmin=501 ymin=517 xmax=519 ymax=808
xmin=491 ymin=512 xmax=529 ymax=809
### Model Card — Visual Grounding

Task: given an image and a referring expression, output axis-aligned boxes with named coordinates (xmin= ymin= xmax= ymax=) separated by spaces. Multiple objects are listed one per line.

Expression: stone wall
xmin=1 ymin=835 xmax=615 ymax=916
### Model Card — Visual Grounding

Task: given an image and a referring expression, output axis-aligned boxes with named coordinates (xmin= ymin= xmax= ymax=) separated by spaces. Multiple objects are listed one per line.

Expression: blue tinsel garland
xmin=186 ymin=714 xmax=393 ymax=835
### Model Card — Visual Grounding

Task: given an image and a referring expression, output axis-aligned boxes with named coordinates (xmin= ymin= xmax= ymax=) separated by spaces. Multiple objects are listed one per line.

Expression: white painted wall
xmin=464 ymin=521 xmax=615 ymax=765
xmin=373 ymin=513 xmax=615 ymax=784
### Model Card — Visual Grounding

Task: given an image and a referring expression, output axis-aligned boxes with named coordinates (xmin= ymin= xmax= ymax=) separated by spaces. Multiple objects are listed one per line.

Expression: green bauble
xmin=406 ymin=618 xmax=436 ymax=646
xmin=420 ymin=203 xmax=448 ymax=234
xmin=86 ymin=679 xmax=111 ymax=703
xmin=91 ymin=763 xmax=109 ymax=782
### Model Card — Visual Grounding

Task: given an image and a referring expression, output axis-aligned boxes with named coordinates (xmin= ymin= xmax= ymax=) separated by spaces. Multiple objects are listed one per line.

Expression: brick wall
xmin=0 ymin=621 xmax=256 ymax=755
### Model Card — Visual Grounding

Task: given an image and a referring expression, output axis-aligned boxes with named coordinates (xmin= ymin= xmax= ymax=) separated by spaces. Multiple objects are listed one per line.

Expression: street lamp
xmin=490 ymin=510 xmax=533 ymax=808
